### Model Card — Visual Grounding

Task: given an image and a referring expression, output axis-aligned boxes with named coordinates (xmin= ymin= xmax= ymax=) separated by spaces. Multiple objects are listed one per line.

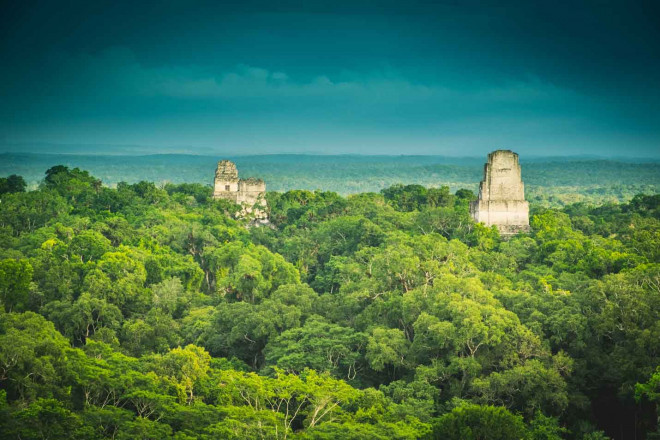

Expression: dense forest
xmin=1 ymin=166 xmax=659 ymax=439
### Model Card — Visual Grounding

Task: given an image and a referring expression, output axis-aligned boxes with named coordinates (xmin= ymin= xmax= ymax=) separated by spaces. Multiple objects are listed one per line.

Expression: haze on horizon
xmin=1 ymin=0 xmax=659 ymax=158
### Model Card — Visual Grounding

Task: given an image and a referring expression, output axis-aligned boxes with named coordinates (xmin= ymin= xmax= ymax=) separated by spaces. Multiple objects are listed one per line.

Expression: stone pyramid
xmin=470 ymin=150 xmax=530 ymax=236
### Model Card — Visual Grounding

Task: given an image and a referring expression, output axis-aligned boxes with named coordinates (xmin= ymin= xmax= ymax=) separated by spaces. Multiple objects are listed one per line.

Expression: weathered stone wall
xmin=237 ymin=179 xmax=268 ymax=219
xmin=213 ymin=160 xmax=268 ymax=219
xmin=470 ymin=150 xmax=530 ymax=235
xmin=213 ymin=160 xmax=240 ymax=198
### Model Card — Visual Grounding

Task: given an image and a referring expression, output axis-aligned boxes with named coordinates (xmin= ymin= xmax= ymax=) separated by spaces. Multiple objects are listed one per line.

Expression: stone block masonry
xmin=213 ymin=160 xmax=268 ymax=220
xmin=470 ymin=150 xmax=530 ymax=236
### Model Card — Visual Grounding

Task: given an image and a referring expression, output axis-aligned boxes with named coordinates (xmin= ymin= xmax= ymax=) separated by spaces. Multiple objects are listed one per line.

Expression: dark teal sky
xmin=1 ymin=0 xmax=659 ymax=156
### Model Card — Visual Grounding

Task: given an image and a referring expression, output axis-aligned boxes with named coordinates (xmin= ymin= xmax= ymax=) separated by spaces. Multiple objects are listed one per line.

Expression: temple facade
xmin=213 ymin=160 xmax=268 ymax=220
xmin=470 ymin=150 xmax=530 ymax=235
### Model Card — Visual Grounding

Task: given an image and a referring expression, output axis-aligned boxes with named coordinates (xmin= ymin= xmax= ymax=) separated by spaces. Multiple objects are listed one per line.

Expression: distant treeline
xmin=1 ymin=153 xmax=658 ymax=207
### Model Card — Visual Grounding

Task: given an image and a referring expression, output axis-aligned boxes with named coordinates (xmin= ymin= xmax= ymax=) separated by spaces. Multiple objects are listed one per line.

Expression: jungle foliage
xmin=0 ymin=165 xmax=659 ymax=439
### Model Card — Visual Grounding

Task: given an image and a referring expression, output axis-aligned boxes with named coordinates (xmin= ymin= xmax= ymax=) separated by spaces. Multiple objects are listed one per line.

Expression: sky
xmin=1 ymin=0 xmax=659 ymax=157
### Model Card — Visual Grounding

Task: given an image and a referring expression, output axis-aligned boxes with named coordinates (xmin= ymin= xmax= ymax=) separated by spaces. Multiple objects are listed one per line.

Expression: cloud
xmin=149 ymin=63 xmax=569 ymax=106
xmin=26 ymin=46 xmax=573 ymax=110
xmin=7 ymin=46 xmax=645 ymax=156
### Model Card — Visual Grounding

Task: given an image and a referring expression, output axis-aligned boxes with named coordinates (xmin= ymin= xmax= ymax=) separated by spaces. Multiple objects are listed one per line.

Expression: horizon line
xmin=2 ymin=150 xmax=660 ymax=162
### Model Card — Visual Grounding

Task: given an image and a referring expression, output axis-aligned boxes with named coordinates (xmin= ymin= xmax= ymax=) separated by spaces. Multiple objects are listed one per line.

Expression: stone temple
xmin=470 ymin=150 xmax=530 ymax=236
xmin=213 ymin=160 xmax=268 ymax=220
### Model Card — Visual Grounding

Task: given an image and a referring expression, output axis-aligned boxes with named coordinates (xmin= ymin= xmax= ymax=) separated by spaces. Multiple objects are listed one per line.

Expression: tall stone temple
xmin=470 ymin=150 xmax=530 ymax=236
xmin=213 ymin=160 xmax=268 ymax=220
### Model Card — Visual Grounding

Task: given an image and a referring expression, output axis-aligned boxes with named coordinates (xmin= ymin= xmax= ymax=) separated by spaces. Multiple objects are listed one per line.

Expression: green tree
xmin=0 ymin=174 xmax=27 ymax=195
xmin=0 ymin=258 xmax=33 ymax=312
xmin=431 ymin=404 xmax=529 ymax=440
xmin=0 ymin=312 xmax=73 ymax=401
xmin=366 ymin=327 xmax=410 ymax=375
xmin=264 ymin=316 xmax=366 ymax=379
